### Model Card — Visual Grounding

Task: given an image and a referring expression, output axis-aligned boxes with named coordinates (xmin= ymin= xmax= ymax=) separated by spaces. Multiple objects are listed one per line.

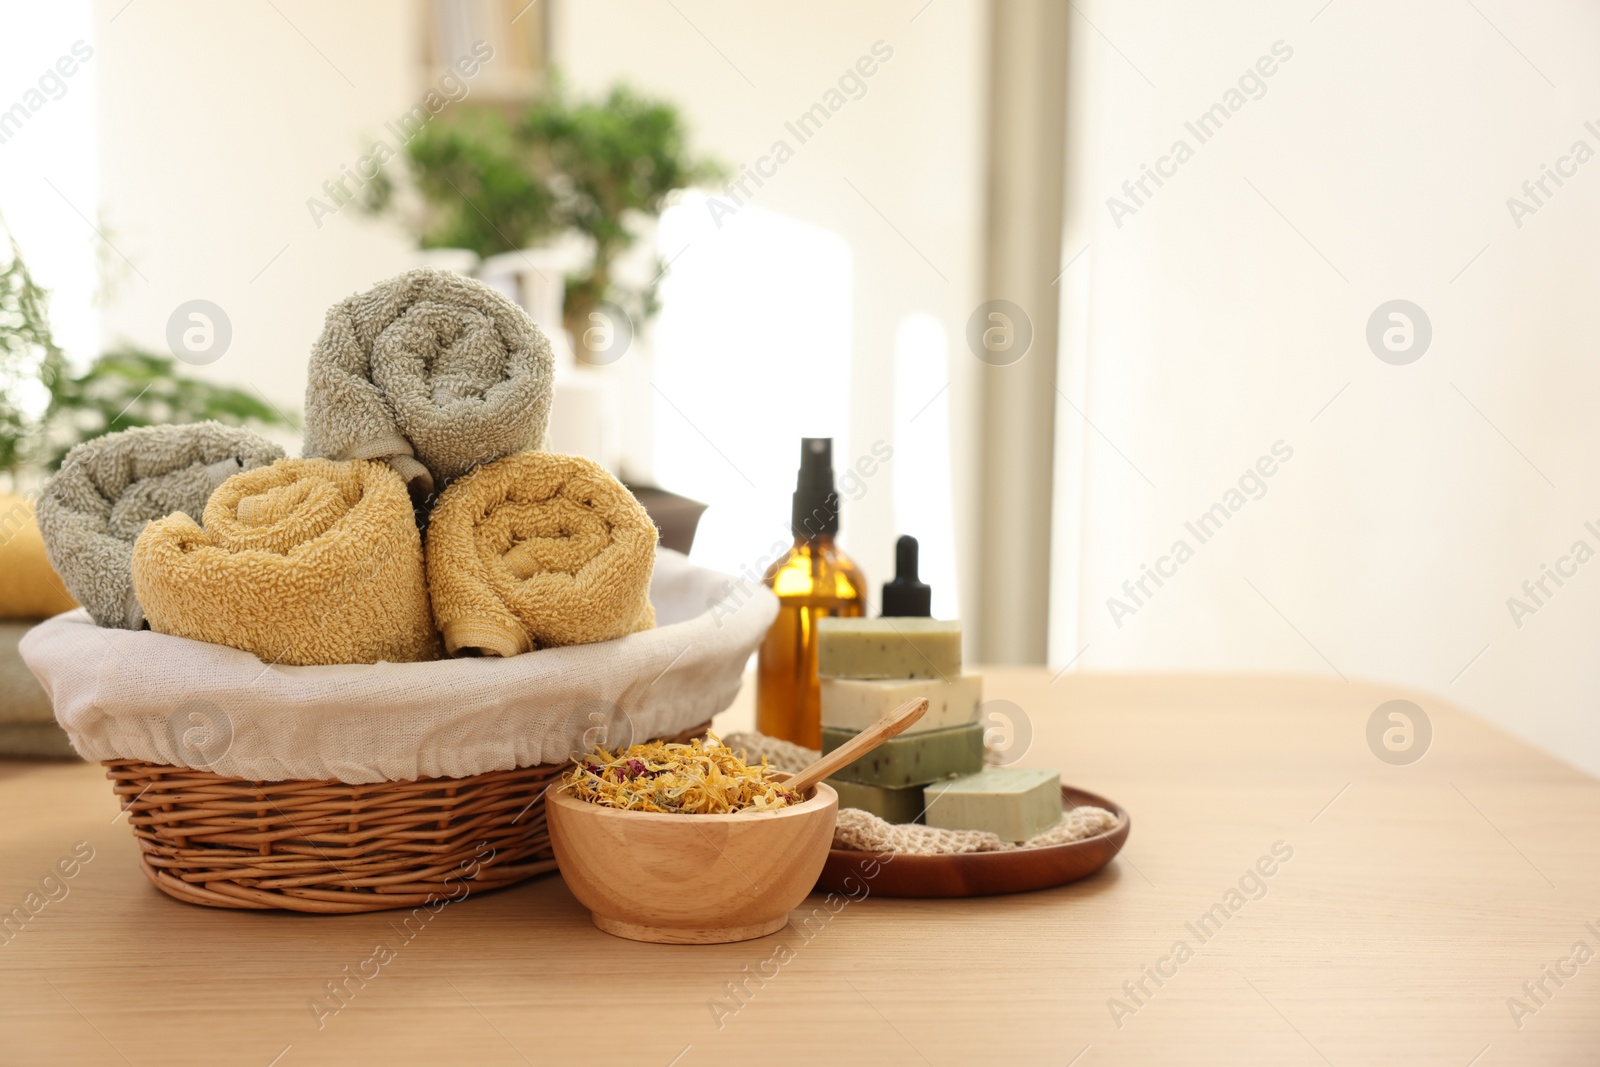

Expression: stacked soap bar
xmin=816 ymin=617 xmax=962 ymax=679
xmin=815 ymin=615 xmax=1064 ymax=840
xmin=821 ymin=723 xmax=984 ymax=787
xmin=828 ymin=779 xmax=928 ymax=826
xmin=819 ymin=674 xmax=983 ymax=733
xmin=817 ymin=617 xmax=981 ymax=823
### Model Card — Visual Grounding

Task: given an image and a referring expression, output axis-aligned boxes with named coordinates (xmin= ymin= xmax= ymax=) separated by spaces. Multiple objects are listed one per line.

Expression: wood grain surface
xmin=3 ymin=669 xmax=1598 ymax=1065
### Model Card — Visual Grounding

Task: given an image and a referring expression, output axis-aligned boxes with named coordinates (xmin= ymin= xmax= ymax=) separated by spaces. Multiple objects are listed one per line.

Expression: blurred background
xmin=2 ymin=0 xmax=1597 ymax=774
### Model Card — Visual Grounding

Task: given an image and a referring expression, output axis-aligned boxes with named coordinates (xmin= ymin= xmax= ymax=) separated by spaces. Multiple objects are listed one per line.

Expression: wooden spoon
xmin=784 ymin=697 xmax=929 ymax=797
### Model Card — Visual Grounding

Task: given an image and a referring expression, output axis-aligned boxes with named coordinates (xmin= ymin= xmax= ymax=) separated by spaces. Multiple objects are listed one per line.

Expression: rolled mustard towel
xmin=36 ymin=423 xmax=285 ymax=629
xmin=427 ymin=452 xmax=657 ymax=656
xmin=131 ymin=458 xmax=441 ymax=666
xmin=0 ymin=494 xmax=77 ymax=618
xmin=303 ymin=268 xmax=555 ymax=497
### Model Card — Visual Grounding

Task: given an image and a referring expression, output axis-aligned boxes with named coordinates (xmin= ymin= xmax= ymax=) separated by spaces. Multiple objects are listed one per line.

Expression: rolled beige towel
xmin=132 ymin=458 xmax=441 ymax=665
xmin=427 ymin=452 xmax=657 ymax=657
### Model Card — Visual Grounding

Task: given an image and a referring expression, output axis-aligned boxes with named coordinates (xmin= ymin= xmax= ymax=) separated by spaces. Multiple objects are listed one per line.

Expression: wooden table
xmin=3 ymin=670 xmax=1597 ymax=1065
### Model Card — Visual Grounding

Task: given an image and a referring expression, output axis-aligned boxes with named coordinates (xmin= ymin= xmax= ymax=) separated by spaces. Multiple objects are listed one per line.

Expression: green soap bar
xmin=828 ymin=778 xmax=926 ymax=825
xmin=816 ymin=616 xmax=962 ymax=679
xmin=924 ymin=768 xmax=1061 ymax=842
xmin=821 ymin=721 xmax=984 ymax=787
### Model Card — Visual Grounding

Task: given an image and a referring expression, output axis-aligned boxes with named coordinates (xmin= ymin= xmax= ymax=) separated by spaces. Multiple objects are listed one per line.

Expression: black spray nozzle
xmin=797 ymin=437 xmax=833 ymax=486
xmin=882 ymin=534 xmax=932 ymax=617
xmin=791 ymin=437 xmax=840 ymax=538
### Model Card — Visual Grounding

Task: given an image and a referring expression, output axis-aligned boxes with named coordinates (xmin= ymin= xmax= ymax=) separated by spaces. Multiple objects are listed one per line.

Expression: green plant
xmin=40 ymin=346 xmax=299 ymax=470
xmin=365 ymin=79 xmax=724 ymax=344
xmin=367 ymin=106 xmax=560 ymax=259
xmin=0 ymin=217 xmax=299 ymax=483
xmin=0 ymin=224 xmax=66 ymax=480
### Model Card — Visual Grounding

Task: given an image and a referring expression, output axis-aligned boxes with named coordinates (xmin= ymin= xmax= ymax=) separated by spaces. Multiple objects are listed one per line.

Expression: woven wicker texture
xmin=107 ymin=721 xmax=708 ymax=913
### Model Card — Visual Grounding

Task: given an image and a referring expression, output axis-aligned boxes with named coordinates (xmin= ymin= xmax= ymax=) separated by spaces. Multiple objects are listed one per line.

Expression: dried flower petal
xmin=565 ymin=733 xmax=798 ymax=814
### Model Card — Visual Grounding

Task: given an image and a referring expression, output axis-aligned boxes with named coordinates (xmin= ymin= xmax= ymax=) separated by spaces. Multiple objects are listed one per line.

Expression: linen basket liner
xmin=20 ymin=548 xmax=774 ymax=785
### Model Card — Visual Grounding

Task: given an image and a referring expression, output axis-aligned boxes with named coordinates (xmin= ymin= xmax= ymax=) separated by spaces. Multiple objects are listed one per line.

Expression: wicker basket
xmin=105 ymin=721 xmax=709 ymax=913
xmin=23 ymin=550 xmax=777 ymax=914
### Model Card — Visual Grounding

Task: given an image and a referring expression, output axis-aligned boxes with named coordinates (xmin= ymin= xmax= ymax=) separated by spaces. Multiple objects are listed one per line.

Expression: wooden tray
xmin=815 ymin=784 xmax=1129 ymax=898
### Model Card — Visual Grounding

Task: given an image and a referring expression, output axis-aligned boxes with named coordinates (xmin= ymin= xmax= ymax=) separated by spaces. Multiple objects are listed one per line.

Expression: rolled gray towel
xmin=35 ymin=423 xmax=285 ymax=629
xmin=303 ymin=268 xmax=555 ymax=497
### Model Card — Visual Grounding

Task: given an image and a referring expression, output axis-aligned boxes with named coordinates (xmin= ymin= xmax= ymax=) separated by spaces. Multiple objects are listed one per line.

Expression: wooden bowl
xmin=545 ymin=779 xmax=839 ymax=944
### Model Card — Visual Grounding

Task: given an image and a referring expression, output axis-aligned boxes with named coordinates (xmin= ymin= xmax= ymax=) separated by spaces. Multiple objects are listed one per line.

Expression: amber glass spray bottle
xmin=755 ymin=438 xmax=866 ymax=748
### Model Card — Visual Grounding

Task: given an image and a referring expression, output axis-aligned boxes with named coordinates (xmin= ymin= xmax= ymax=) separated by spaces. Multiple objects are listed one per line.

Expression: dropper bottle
xmin=881 ymin=535 xmax=932 ymax=617
xmin=756 ymin=438 xmax=867 ymax=748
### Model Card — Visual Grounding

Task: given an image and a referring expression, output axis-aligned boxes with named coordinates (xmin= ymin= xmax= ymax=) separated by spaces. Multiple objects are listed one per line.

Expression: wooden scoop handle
xmin=784 ymin=697 xmax=929 ymax=797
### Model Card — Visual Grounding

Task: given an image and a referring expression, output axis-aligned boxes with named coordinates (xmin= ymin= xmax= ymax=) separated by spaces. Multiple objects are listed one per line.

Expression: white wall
xmin=93 ymin=0 xmax=425 ymax=451
xmin=553 ymin=0 xmax=988 ymax=622
xmin=1051 ymin=0 xmax=1600 ymax=774
xmin=84 ymin=0 xmax=988 ymax=629
xmin=0 ymin=2 xmax=98 ymax=392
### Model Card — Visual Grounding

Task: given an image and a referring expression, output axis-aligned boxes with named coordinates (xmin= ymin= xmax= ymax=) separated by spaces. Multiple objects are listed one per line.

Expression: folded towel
xmin=0 ymin=723 xmax=77 ymax=759
xmin=0 ymin=620 xmax=55 ymax=726
xmin=0 ymin=494 xmax=77 ymax=618
xmin=131 ymin=458 xmax=441 ymax=665
xmin=0 ymin=618 xmax=75 ymax=758
xmin=427 ymin=452 xmax=657 ymax=656
xmin=303 ymin=268 xmax=555 ymax=498
xmin=36 ymin=423 xmax=285 ymax=629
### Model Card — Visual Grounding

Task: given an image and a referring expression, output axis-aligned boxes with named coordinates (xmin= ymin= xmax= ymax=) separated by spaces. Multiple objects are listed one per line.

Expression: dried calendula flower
xmin=565 ymin=733 xmax=800 ymax=814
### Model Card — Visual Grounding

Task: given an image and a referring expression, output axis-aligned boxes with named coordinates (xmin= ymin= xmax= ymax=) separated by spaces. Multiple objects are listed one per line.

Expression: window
xmin=652 ymin=191 xmax=852 ymax=578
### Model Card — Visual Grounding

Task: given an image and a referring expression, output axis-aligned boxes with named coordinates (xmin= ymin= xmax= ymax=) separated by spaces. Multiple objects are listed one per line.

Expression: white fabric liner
xmin=21 ymin=548 xmax=774 ymax=785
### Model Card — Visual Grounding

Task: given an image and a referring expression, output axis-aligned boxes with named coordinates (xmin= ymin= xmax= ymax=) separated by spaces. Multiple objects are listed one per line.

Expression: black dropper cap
xmin=791 ymin=437 xmax=840 ymax=539
xmin=882 ymin=535 xmax=932 ymax=617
